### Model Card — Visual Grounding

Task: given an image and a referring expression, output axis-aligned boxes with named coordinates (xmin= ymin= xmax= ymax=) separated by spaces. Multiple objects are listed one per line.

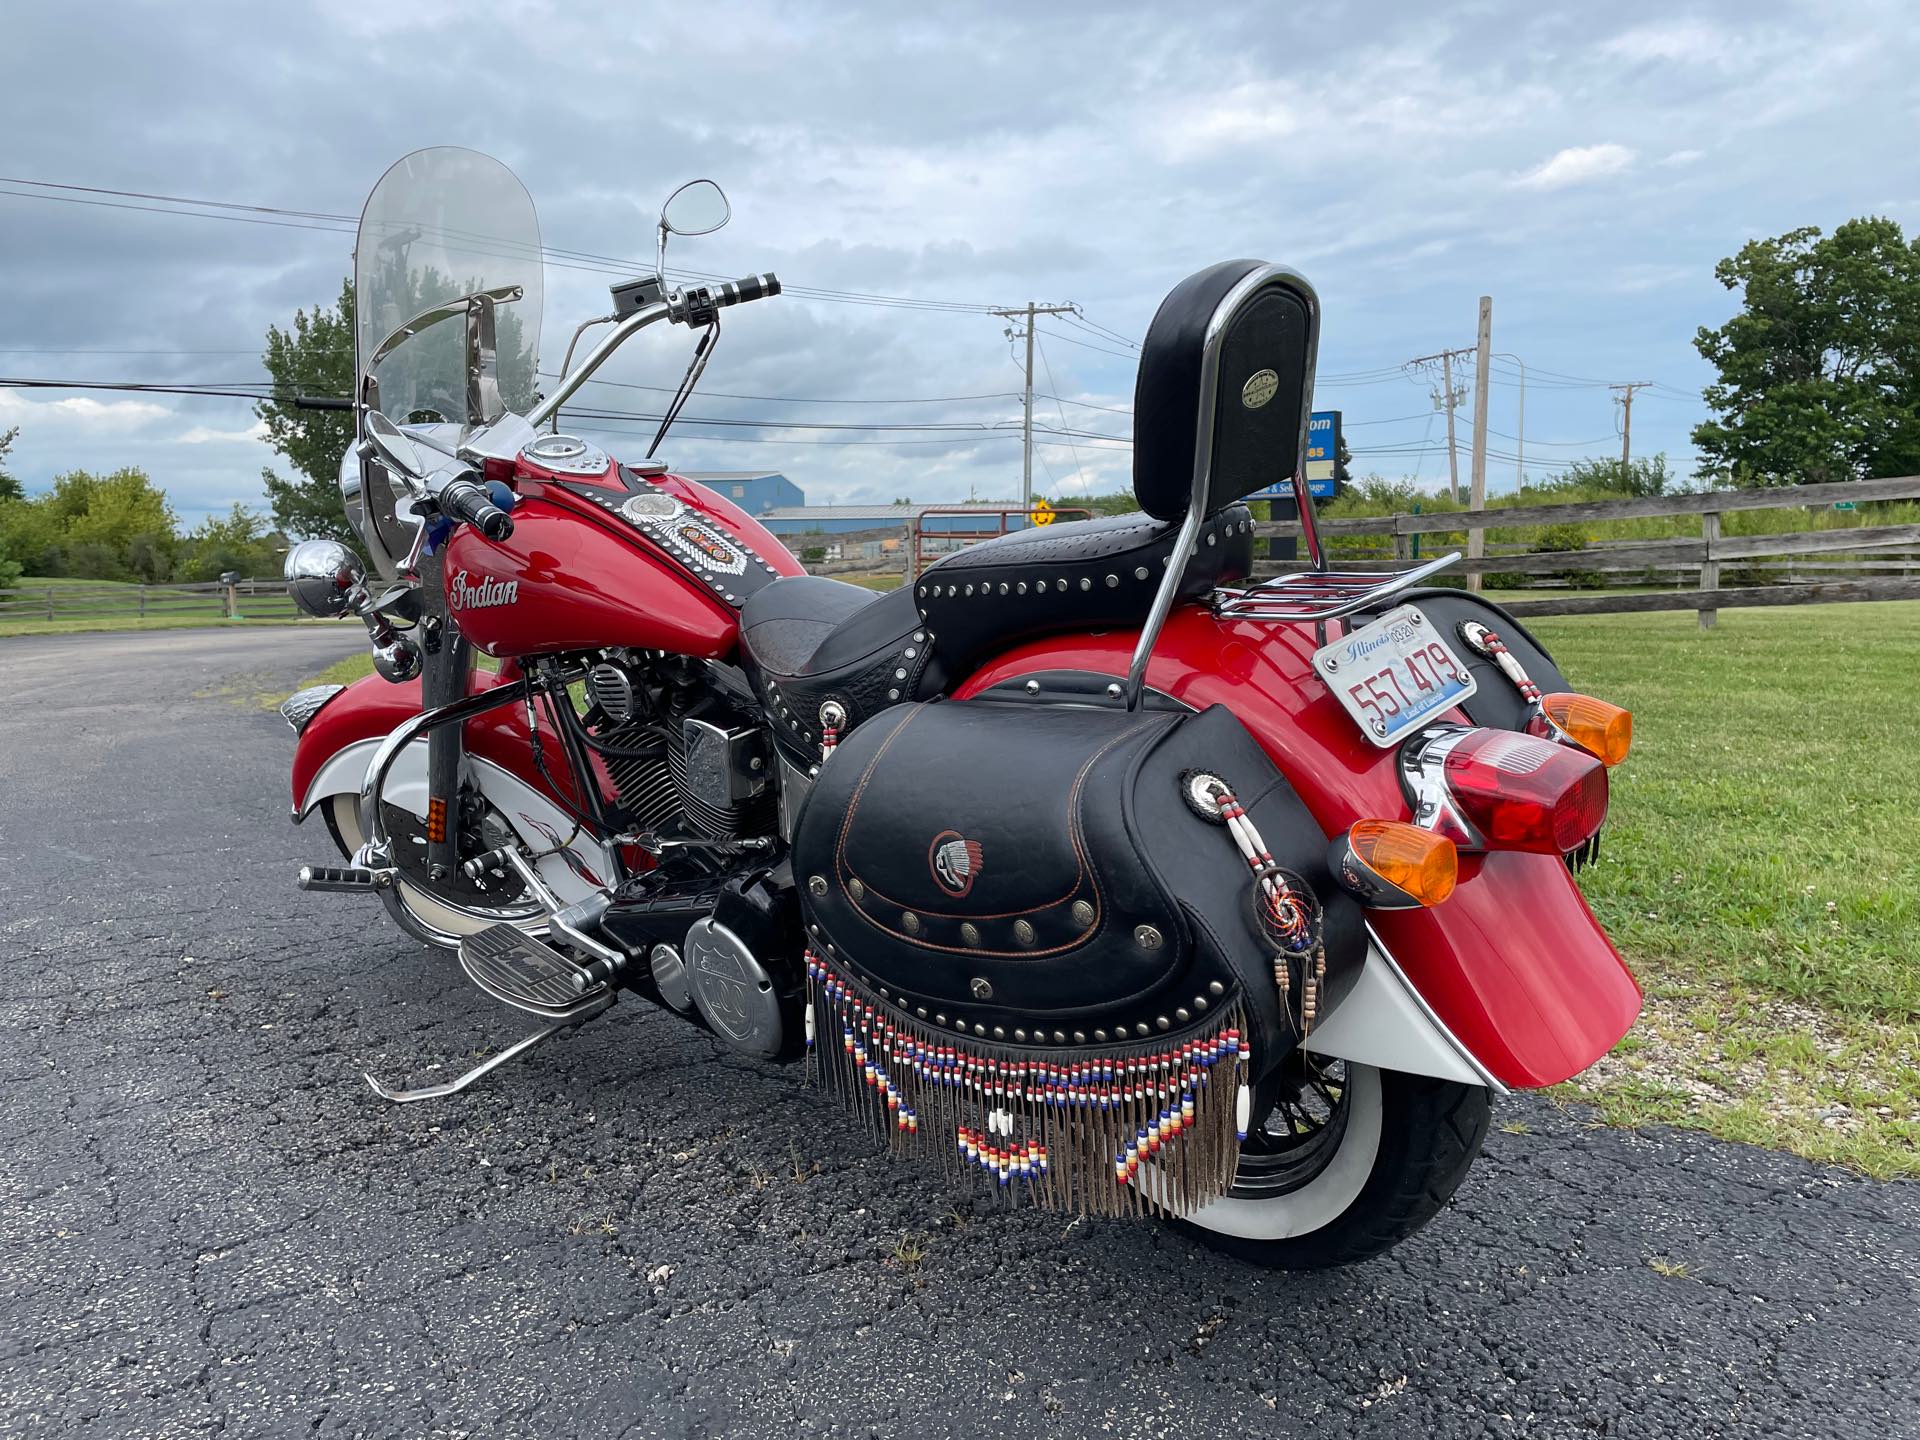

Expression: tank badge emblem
xmin=1241 ymin=368 xmax=1279 ymax=410
xmin=620 ymin=492 xmax=680 ymax=521
xmin=930 ymin=830 xmax=985 ymax=897
xmin=448 ymin=569 xmax=519 ymax=611
xmin=674 ymin=523 xmax=748 ymax=577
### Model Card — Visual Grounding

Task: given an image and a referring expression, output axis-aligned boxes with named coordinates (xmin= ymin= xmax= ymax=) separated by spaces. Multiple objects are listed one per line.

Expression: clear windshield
xmin=354 ymin=147 xmax=543 ymax=430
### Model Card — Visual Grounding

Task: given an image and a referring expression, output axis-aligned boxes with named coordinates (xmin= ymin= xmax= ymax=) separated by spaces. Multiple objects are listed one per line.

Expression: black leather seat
xmin=738 ymin=579 xmax=944 ymax=762
xmin=737 ymin=507 xmax=1253 ymax=764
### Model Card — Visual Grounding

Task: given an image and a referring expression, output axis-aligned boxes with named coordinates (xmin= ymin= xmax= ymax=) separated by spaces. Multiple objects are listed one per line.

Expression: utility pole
xmin=1409 ymin=346 xmax=1473 ymax=503
xmin=1611 ymin=381 xmax=1652 ymax=479
xmin=1468 ymin=297 xmax=1493 ymax=593
xmin=992 ymin=302 xmax=1079 ymax=512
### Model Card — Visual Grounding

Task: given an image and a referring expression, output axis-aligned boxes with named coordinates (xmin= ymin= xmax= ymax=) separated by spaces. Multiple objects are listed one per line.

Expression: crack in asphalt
xmin=0 ymin=628 xmax=1916 ymax=1438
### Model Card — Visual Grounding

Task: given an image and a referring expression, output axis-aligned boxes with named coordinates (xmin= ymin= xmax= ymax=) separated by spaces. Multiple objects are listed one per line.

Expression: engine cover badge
xmin=683 ymin=919 xmax=783 ymax=1058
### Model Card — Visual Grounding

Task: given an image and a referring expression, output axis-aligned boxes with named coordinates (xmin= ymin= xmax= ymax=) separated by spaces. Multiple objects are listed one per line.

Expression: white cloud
xmin=0 ymin=391 xmax=172 ymax=429
xmin=177 ymin=419 xmax=268 ymax=445
xmin=1602 ymin=20 xmax=1734 ymax=65
xmin=1513 ymin=143 xmax=1636 ymax=190
xmin=1659 ymin=148 xmax=1706 ymax=168
xmin=1157 ymin=81 xmax=1301 ymax=160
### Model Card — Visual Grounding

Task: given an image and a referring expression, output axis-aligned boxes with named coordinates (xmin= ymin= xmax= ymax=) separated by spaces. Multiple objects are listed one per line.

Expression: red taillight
xmin=1442 ymin=728 xmax=1608 ymax=854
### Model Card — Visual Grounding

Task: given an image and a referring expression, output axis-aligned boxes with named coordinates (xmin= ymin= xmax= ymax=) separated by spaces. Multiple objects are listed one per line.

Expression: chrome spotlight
xmin=284 ymin=539 xmax=368 ymax=619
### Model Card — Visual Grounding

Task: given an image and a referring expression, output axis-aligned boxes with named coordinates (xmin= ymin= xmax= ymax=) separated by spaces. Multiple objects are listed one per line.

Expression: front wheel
xmin=323 ymin=791 xmax=544 ymax=950
xmin=1173 ymin=1061 xmax=1491 ymax=1269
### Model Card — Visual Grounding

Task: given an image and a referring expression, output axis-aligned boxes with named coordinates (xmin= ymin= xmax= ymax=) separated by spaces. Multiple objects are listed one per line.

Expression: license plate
xmin=1312 ymin=604 xmax=1478 ymax=747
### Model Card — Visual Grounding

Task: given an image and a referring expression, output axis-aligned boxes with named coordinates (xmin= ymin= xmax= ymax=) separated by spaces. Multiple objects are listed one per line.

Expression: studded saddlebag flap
xmin=792 ymin=695 xmax=1365 ymax=1213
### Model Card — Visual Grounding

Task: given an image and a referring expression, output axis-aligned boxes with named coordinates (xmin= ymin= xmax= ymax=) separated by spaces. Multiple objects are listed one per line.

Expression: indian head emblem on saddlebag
xmin=929 ymin=830 xmax=985 ymax=897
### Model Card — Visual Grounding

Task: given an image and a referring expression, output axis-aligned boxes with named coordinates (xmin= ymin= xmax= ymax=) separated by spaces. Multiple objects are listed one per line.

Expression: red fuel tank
xmin=439 ymin=449 xmax=805 ymax=660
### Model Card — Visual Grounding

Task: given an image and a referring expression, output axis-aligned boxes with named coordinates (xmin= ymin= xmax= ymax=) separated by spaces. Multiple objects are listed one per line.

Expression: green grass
xmin=1531 ymin=602 xmax=1920 ymax=1175
xmin=0 ymin=574 xmax=306 ymax=637
xmin=0 ymin=614 xmax=319 ymax=638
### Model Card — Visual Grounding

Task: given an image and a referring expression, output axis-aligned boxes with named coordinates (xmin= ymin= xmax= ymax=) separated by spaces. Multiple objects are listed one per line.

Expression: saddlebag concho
xmin=792 ymin=695 xmax=1364 ymax=1216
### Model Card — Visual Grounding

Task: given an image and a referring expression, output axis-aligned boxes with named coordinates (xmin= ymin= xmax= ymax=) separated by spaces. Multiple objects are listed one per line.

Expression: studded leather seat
xmin=736 ymin=506 xmax=1253 ymax=765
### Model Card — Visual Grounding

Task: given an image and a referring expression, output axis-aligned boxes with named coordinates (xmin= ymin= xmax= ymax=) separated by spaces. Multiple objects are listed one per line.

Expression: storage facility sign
xmin=1250 ymin=410 xmax=1341 ymax=501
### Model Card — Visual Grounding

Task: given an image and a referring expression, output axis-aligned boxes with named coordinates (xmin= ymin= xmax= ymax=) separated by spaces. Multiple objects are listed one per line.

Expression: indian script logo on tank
xmin=929 ymin=830 xmax=985 ymax=898
xmin=448 ymin=569 xmax=519 ymax=611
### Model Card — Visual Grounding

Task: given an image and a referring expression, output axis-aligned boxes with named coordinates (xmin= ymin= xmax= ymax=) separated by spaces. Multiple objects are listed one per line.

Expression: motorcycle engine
xmin=586 ymin=656 xmax=776 ymax=840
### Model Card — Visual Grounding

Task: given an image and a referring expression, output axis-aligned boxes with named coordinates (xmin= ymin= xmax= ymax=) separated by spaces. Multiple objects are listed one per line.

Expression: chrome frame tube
xmin=356 ymin=675 xmax=534 ymax=863
xmin=527 ymin=301 xmax=672 ymax=429
xmin=1213 ymin=551 xmax=1463 ymax=623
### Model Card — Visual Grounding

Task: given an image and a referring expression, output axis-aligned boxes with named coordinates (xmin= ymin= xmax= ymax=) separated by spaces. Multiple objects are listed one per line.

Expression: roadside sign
xmin=1250 ymin=410 xmax=1340 ymax=501
xmin=1030 ymin=497 xmax=1056 ymax=527
xmin=1833 ymin=501 xmax=1856 ymax=511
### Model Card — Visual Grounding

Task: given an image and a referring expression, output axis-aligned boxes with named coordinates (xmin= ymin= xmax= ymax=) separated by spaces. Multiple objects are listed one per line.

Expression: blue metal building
xmin=685 ymin=471 xmax=805 ymax=516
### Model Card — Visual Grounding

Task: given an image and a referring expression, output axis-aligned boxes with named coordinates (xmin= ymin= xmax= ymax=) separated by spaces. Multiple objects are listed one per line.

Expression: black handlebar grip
xmin=439 ymin=479 xmax=514 ymax=541
xmin=293 ymin=395 xmax=354 ymax=411
xmin=711 ymin=273 xmax=782 ymax=308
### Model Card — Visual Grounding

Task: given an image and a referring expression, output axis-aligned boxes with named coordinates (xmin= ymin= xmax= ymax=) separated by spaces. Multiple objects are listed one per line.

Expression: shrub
xmin=1531 ymin=522 xmax=1603 ymax=588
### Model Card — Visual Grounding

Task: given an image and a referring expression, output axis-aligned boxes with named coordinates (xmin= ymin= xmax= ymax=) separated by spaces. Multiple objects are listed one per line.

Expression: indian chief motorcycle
xmin=280 ymin=146 xmax=1641 ymax=1268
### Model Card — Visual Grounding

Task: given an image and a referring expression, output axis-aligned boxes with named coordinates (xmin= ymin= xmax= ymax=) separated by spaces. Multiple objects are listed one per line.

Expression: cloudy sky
xmin=3 ymin=0 xmax=1916 ymax=528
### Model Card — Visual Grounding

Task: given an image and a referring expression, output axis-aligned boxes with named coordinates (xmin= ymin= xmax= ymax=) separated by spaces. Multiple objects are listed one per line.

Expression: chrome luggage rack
xmin=1211 ymin=551 xmax=1462 ymax=623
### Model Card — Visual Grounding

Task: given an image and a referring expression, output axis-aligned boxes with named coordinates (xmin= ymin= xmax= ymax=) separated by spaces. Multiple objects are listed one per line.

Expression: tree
xmin=1335 ymin=434 xmax=1353 ymax=487
xmin=1542 ymin=454 xmax=1673 ymax=498
xmin=0 ymin=426 xmax=20 ymax=503
xmin=257 ymin=278 xmax=357 ymax=545
xmin=184 ymin=503 xmax=282 ymax=581
xmin=0 ymin=467 xmax=180 ymax=579
xmin=1692 ymin=219 xmax=1920 ymax=486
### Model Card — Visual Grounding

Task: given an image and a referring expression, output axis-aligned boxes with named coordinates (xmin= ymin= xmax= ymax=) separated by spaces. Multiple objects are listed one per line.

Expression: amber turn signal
xmin=1539 ymin=692 xmax=1633 ymax=767
xmin=1329 ymin=820 xmax=1458 ymax=909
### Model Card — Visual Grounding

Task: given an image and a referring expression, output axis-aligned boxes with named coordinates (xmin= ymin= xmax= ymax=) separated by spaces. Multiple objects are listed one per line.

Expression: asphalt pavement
xmin=1 ymin=626 xmax=1915 ymax=1438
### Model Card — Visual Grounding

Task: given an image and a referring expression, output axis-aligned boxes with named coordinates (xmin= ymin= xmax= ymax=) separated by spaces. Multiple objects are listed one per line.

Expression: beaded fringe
xmin=805 ymin=952 xmax=1250 ymax=1219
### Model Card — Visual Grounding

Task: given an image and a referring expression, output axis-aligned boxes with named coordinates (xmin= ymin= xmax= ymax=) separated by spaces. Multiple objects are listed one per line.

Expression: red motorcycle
xmin=282 ymin=147 xmax=1640 ymax=1268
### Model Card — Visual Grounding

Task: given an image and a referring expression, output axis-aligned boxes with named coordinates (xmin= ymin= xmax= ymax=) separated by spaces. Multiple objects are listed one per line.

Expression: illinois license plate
xmin=1312 ymin=604 xmax=1478 ymax=747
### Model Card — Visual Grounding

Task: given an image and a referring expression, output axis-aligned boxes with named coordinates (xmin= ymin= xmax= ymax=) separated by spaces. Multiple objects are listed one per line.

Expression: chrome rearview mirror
xmin=656 ymin=179 xmax=731 ymax=278
xmin=362 ymin=410 xmax=428 ymax=482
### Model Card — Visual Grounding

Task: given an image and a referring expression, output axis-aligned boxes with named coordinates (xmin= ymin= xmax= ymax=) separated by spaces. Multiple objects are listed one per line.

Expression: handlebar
xmin=438 ymin=479 xmax=514 ymax=541
xmin=670 ymin=272 xmax=782 ymax=325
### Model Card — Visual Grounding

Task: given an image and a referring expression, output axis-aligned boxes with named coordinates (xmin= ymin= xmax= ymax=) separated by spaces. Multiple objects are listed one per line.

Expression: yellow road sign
xmin=1030 ymin=498 xmax=1055 ymax=527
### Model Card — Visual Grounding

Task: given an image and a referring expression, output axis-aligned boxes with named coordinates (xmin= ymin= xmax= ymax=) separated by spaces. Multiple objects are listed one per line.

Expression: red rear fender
xmin=954 ymin=604 xmax=1641 ymax=1089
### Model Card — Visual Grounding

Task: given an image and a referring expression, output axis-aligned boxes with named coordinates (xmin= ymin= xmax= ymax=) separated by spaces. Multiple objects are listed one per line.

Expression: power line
xmin=1035 ymin=323 xmax=1138 ymax=361
xmin=1033 ymin=333 xmax=1089 ymax=492
xmin=0 ymin=175 xmax=1009 ymax=315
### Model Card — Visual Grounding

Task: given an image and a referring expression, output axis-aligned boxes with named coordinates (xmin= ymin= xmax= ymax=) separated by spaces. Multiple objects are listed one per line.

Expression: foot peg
xmin=298 ymin=863 xmax=391 ymax=893
xmin=459 ymin=923 xmax=611 ymax=1020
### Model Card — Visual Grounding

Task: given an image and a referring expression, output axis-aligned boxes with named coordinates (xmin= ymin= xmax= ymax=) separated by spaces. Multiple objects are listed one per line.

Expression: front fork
xmin=418 ymin=551 xmax=472 ymax=880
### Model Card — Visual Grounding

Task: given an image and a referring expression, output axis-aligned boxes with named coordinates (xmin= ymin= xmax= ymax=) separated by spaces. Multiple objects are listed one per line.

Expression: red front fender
xmin=289 ymin=666 xmax=594 ymax=820
xmin=955 ymin=605 xmax=1641 ymax=1090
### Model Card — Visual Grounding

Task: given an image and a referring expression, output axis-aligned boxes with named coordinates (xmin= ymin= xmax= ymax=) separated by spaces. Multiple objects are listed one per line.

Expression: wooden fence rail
xmin=0 ymin=578 xmax=296 ymax=622
xmin=1252 ymin=475 xmax=1920 ymax=626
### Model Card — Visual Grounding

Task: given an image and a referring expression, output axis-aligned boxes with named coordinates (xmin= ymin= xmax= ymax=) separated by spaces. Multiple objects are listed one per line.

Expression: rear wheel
xmin=324 ymin=791 xmax=544 ymax=950
xmin=1172 ymin=1058 xmax=1490 ymax=1269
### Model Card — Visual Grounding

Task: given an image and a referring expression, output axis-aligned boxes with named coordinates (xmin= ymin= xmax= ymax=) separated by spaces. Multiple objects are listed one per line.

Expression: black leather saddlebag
xmin=791 ymin=695 xmax=1365 ymax=1214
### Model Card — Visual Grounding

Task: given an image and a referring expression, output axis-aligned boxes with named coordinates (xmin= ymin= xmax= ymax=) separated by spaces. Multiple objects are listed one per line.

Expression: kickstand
xmin=362 ymin=994 xmax=613 ymax=1104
